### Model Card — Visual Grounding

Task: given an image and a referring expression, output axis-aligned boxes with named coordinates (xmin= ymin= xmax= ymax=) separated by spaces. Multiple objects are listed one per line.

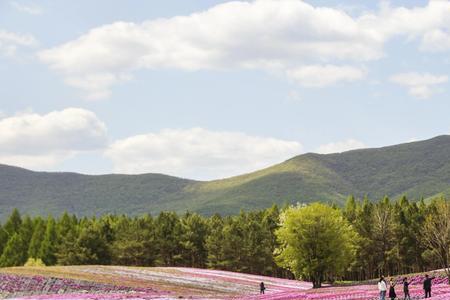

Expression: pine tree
xmin=55 ymin=227 xmax=81 ymax=265
xmin=344 ymin=195 xmax=358 ymax=223
xmin=373 ymin=196 xmax=395 ymax=275
xmin=19 ymin=216 xmax=34 ymax=252
xmin=262 ymin=205 xmax=282 ymax=276
xmin=39 ymin=216 xmax=58 ymax=265
xmin=4 ymin=208 xmax=22 ymax=237
xmin=57 ymin=211 xmax=77 ymax=238
xmin=205 ymin=214 xmax=225 ymax=269
xmin=348 ymin=196 xmax=375 ymax=280
xmin=75 ymin=222 xmax=111 ymax=265
xmin=0 ymin=233 xmax=27 ymax=267
xmin=0 ymin=225 xmax=8 ymax=256
xmin=28 ymin=218 xmax=47 ymax=259
xmin=221 ymin=216 xmax=244 ymax=271
xmin=180 ymin=212 xmax=208 ymax=267
xmin=111 ymin=217 xmax=153 ymax=266
xmin=154 ymin=212 xmax=183 ymax=266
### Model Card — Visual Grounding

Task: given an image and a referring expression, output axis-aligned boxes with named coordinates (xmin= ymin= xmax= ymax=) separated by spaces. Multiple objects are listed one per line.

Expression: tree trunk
xmin=312 ymin=273 xmax=322 ymax=288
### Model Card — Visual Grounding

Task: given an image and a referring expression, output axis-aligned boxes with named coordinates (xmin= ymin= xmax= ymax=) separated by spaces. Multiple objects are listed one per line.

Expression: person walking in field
xmin=378 ymin=276 xmax=387 ymax=300
xmin=402 ymin=277 xmax=411 ymax=300
xmin=260 ymin=282 xmax=266 ymax=294
xmin=388 ymin=278 xmax=396 ymax=300
xmin=423 ymin=274 xmax=435 ymax=298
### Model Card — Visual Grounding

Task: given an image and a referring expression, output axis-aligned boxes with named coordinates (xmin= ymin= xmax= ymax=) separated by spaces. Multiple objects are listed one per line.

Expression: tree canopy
xmin=275 ymin=203 xmax=357 ymax=287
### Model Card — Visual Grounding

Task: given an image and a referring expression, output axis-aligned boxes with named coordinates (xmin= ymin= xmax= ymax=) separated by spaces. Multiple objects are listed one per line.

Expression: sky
xmin=1 ymin=0 xmax=450 ymax=180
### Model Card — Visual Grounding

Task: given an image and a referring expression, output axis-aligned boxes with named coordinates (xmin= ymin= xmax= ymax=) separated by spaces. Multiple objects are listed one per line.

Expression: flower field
xmin=0 ymin=266 xmax=449 ymax=300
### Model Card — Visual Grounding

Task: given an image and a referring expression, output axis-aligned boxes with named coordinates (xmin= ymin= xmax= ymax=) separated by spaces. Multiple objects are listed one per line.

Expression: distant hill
xmin=1 ymin=135 xmax=450 ymax=220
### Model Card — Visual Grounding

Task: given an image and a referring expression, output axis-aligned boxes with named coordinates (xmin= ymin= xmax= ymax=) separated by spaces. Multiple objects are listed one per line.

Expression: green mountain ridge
xmin=1 ymin=135 xmax=450 ymax=219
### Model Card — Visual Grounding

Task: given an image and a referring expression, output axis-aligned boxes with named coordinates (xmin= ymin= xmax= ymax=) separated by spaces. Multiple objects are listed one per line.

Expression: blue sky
xmin=0 ymin=0 xmax=449 ymax=180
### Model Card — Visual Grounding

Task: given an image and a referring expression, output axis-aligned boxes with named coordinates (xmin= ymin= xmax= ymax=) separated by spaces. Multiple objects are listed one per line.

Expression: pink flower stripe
xmin=2 ymin=267 xmax=450 ymax=300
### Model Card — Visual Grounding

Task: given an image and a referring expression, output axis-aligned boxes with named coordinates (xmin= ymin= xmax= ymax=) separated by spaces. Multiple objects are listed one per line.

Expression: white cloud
xmin=356 ymin=1 xmax=450 ymax=46
xmin=420 ymin=29 xmax=450 ymax=52
xmin=286 ymin=65 xmax=366 ymax=87
xmin=36 ymin=0 xmax=450 ymax=99
xmin=38 ymin=0 xmax=385 ymax=99
xmin=0 ymin=108 xmax=107 ymax=169
xmin=316 ymin=139 xmax=366 ymax=154
xmin=105 ymin=128 xmax=302 ymax=180
xmin=0 ymin=29 xmax=37 ymax=57
xmin=10 ymin=1 xmax=43 ymax=15
xmin=390 ymin=72 xmax=448 ymax=99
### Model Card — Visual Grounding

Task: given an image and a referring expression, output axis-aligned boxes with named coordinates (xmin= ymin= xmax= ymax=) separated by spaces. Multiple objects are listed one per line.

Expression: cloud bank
xmin=37 ymin=0 xmax=450 ymax=99
xmin=0 ymin=29 xmax=37 ymax=57
xmin=105 ymin=128 xmax=302 ymax=180
xmin=0 ymin=108 xmax=107 ymax=168
xmin=390 ymin=72 xmax=448 ymax=99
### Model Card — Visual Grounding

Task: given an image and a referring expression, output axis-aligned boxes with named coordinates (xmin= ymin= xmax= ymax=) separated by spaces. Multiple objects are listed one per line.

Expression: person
xmin=260 ymin=282 xmax=266 ymax=294
xmin=388 ymin=278 xmax=396 ymax=300
xmin=378 ymin=276 xmax=387 ymax=300
xmin=423 ymin=274 xmax=435 ymax=298
xmin=402 ymin=277 xmax=411 ymax=300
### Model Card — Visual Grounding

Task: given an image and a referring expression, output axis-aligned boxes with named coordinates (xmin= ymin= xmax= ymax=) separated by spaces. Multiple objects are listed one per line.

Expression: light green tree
xmin=275 ymin=203 xmax=358 ymax=288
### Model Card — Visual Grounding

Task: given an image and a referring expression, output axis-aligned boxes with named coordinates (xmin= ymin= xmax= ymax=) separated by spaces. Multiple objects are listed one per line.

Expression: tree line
xmin=0 ymin=206 xmax=284 ymax=277
xmin=0 ymin=196 xmax=448 ymax=287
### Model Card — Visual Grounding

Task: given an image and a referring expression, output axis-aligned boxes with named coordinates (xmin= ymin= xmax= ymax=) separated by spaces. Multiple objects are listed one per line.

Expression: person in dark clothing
xmin=423 ymin=274 xmax=435 ymax=298
xmin=402 ymin=277 xmax=411 ymax=300
xmin=260 ymin=282 xmax=266 ymax=294
xmin=388 ymin=278 xmax=396 ymax=300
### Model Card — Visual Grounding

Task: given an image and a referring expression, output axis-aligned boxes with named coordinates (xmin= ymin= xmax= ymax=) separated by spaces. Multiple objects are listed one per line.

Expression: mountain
xmin=1 ymin=135 xmax=450 ymax=220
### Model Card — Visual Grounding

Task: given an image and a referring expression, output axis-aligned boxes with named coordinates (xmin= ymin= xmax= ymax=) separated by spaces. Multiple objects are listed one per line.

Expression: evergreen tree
xmin=180 ymin=212 xmax=208 ymax=267
xmin=352 ymin=197 xmax=376 ymax=280
xmin=154 ymin=212 xmax=184 ymax=266
xmin=4 ymin=208 xmax=22 ymax=237
xmin=75 ymin=221 xmax=111 ymax=265
xmin=111 ymin=216 xmax=156 ymax=266
xmin=55 ymin=226 xmax=81 ymax=265
xmin=205 ymin=214 xmax=225 ymax=269
xmin=344 ymin=195 xmax=358 ymax=223
xmin=240 ymin=211 xmax=272 ymax=274
xmin=372 ymin=196 xmax=395 ymax=275
xmin=28 ymin=218 xmax=47 ymax=259
xmin=39 ymin=216 xmax=58 ymax=265
xmin=57 ymin=212 xmax=77 ymax=239
xmin=19 ymin=216 xmax=34 ymax=252
xmin=262 ymin=205 xmax=282 ymax=276
xmin=0 ymin=225 xmax=8 ymax=256
xmin=221 ymin=216 xmax=244 ymax=271
xmin=0 ymin=233 xmax=27 ymax=267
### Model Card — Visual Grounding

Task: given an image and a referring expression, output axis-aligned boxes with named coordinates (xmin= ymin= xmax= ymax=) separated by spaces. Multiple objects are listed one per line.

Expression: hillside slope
xmin=0 ymin=165 xmax=195 ymax=219
xmin=1 ymin=135 xmax=450 ymax=219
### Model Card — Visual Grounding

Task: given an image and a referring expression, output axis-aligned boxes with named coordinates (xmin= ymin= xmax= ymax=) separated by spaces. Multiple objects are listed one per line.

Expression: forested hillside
xmin=1 ymin=135 xmax=450 ymax=219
